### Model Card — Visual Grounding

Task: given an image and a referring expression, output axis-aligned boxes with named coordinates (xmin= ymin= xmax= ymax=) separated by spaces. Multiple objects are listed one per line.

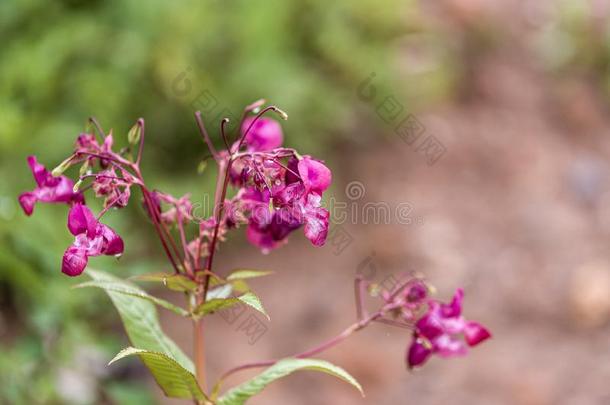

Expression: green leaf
xmin=130 ymin=273 xmax=198 ymax=292
xmin=193 ymin=292 xmax=269 ymax=320
xmin=193 ymin=297 xmax=240 ymax=317
xmin=109 ymin=347 xmax=207 ymax=401
xmin=227 ymin=269 xmax=273 ymax=281
xmin=237 ymin=292 xmax=270 ymax=321
xmin=217 ymin=358 xmax=363 ymax=405
xmin=74 ymin=280 xmax=189 ymax=317
xmin=206 ymin=284 xmax=233 ymax=300
xmin=84 ymin=270 xmax=194 ymax=373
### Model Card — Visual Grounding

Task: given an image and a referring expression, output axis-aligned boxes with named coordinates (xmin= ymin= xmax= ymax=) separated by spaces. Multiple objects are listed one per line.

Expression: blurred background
xmin=1 ymin=0 xmax=610 ymax=403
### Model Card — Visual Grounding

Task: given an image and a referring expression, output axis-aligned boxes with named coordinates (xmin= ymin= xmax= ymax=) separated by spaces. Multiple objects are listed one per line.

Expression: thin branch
xmin=195 ymin=112 xmax=219 ymax=161
xmin=88 ymin=117 xmax=106 ymax=138
xmin=220 ymin=118 xmax=231 ymax=150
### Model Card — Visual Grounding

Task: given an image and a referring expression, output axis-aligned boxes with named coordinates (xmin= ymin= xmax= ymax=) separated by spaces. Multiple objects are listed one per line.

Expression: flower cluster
xmin=19 ymin=133 xmax=131 ymax=276
xmin=373 ymin=279 xmax=490 ymax=369
xmin=220 ymin=116 xmax=332 ymax=253
xmin=18 ymin=104 xmax=333 ymax=277
xmin=406 ymin=288 xmax=490 ymax=368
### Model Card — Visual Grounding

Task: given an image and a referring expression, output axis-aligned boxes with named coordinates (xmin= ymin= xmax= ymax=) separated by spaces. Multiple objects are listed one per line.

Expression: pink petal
xmin=27 ymin=155 xmax=50 ymax=187
xmin=406 ymin=338 xmax=432 ymax=369
xmin=99 ymin=224 xmax=124 ymax=256
xmin=432 ymin=334 xmax=468 ymax=357
xmin=246 ymin=224 xmax=280 ymax=253
xmin=67 ymin=204 xmax=97 ymax=236
xmin=298 ymin=157 xmax=332 ymax=194
xmin=303 ymin=206 xmax=329 ymax=246
xmin=18 ymin=192 xmax=37 ymax=216
xmin=241 ymin=117 xmax=283 ymax=152
xmin=62 ymin=246 xmax=88 ymax=276
xmin=441 ymin=288 xmax=463 ymax=317
xmin=464 ymin=321 xmax=491 ymax=346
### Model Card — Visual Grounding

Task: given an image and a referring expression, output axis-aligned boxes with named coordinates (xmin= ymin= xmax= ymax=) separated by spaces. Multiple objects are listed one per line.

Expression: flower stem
xmin=217 ymin=302 xmax=401 ymax=384
xmin=194 ymin=300 xmax=207 ymax=392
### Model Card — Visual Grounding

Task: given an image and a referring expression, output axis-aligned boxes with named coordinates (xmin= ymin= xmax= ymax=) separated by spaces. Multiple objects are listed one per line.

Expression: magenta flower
xmin=240 ymin=117 xmax=283 ymax=152
xmin=298 ymin=157 xmax=332 ymax=195
xmin=406 ymin=289 xmax=491 ymax=369
xmin=62 ymin=204 xmax=124 ymax=277
xmin=18 ymin=156 xmax=84 ymax=215
xmin=76 ymin=132 xmax=115 ymax=167
xmin=239 ymin=177 xmax=330 ymax=252
xmin=92 ymin=168 xmax=133 ymax=208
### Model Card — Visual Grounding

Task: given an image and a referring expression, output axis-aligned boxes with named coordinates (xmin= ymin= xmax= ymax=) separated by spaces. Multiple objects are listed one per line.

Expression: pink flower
xmin=75 ymin=133 xmax=115 ymax=167
xmin=18 ymin=156 xmax=84 ymax=215
xmin=406 ymin=289 xmax=491 ymax=368
xmin=298 ymin=157 xmax=332 ymax=195
xmin=240 ymin=117 xmax=283 ymax=152
xmin=62 ymin=204 xmax=124 ymax=276
xmin=92 ymin=168 xmax=133 ymax=208
xmin=146 ymin=191 xmax=193 ymax=225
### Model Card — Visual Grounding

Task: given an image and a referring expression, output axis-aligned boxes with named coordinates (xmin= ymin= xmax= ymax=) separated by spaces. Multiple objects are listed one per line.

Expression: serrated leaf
xmin=227 ymin=269 xmax=273 ymax=281
xmin=109 ymin=347 xmax=207 ymax=401
xmin=130 ymin=273 xmax=198 ymax=292
xmin=193 ymin=297 xmax=240 ymax=317
xmin=217 ymin=358 xmax=363 ymax=405
xmin=74 ymin=280 xmax=189 ymax=317
xmin=85 ymin=270 xmax=194 ymax=373
xmin=237 ymin=292 xmax=269 ymax=321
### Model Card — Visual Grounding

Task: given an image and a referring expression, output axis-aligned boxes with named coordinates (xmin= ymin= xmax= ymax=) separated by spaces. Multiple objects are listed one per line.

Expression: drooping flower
xmin=18 ymin=156 xmax=84 ymax=215
xmin=297 ymin=157 xmax=332 ymax=195
xmin=406 ymin=288 xmax=491 ymax=369
xmin=75 ymin=132 xmax=115 ymax=167
xmin=150 ymin=192 xmax=193 ymax=225
xmin=62 ymin=204 xmax=124 ymax=276
xmin=240 ymin=117 xmax=283 ymax=152
xmin=91 ymin=168 xmax=133 ymax=208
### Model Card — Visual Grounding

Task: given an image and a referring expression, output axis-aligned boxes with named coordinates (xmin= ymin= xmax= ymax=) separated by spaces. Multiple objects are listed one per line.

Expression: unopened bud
xmin=127 ymin=122 xmax=142 ymax=145
xmin=52 ymin=157 xmax=73 ymax=177
xmin=73 ymin=179 xmax=83 ymax=192
xmin=273 ymin=107 xmax=288 ymax=120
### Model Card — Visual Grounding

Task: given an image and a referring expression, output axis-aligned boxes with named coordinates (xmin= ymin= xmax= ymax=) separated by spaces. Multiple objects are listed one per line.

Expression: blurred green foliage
xmin=533 ymin=1 xmax=610 ymax=94
xmin=0 ymin=0 xmax=460 ymax=403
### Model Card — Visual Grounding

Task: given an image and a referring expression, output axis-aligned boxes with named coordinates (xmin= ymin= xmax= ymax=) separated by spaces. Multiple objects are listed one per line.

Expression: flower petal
xmin=246 ymin=223 xmax=280 ymax=253
xmin=241 ymin=117 xmax=283 ymax=152
xmin=406 ymin=338 xmax=432 ymax=369
xmin=67 ymin=204 xmax=97 ymax=236
xmin=62 ymin=246 xmax=89 ymax=277
xmin=441 ymin=288 xmax=463 ymax=317
xmin=303 ymin=206 xmax=329 ymax=246
xmin=464 ymin=321 xmax=491 ymax=346
xmin=298 ymin=157 xmax=332 ymax=194
xmin=100 ymin=224 xmax=124 ymax=256
xmin=432 ymin=334 xmax=468 ymax=357
xmin=18 ymin=192 xmax=37 ymax=216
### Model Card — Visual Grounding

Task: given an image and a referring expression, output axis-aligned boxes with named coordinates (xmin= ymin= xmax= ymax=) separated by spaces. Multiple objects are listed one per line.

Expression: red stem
xmin=218 ymin=302 xmax=402 ymax=383
xmin=195 ymin=112 xmax=219 ymax=161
